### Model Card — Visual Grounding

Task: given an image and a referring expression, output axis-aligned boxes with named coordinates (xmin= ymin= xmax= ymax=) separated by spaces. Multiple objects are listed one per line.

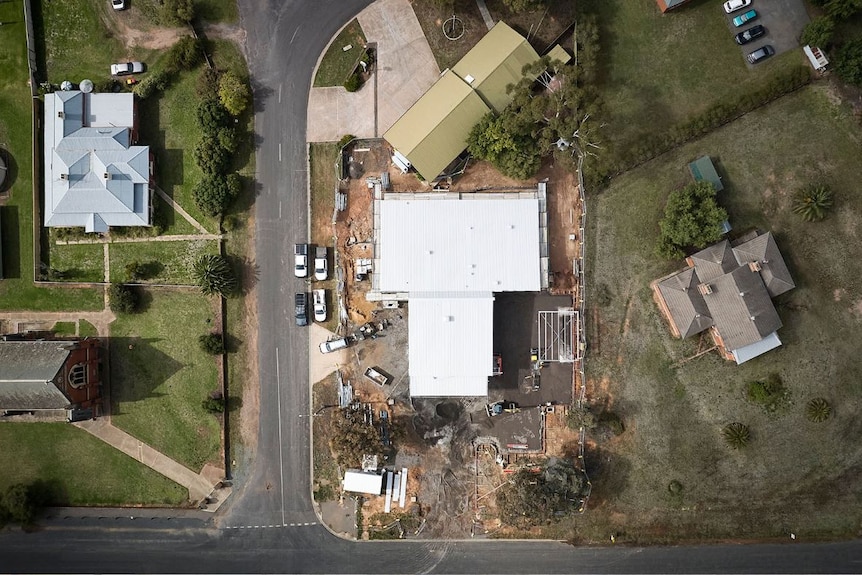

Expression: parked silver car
xmin=110 ymin=61 xmax=144 ymax=76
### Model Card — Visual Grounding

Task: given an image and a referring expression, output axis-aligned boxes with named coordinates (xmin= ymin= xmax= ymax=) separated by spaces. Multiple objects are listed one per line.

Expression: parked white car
xmin=314 ymin=247 xmax=328 ymax=281
xmin=723 ymin=0 xmax=751 ymax=14
xmin=110 ymin=61 xmax=144 ymax=76
xmin=313 ymin=289 xmax=326 ymax=322
xmin=319 ymin=337 xmax=350 ymax=354
xmin=294 ymin=244 xmax=308 ymax=278
xmin=112 ymin=0 xmax=126 ymax=10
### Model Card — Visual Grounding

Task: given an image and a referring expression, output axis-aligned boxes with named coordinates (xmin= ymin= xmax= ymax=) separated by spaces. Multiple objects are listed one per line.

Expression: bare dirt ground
xmin=98 ymin=5 xmax=188 ymax=51
xmin=537 ymin=161 xmax=581 ymax=295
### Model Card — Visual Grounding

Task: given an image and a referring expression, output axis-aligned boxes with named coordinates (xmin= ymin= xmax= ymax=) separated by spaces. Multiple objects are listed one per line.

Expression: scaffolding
xmin=537 ymin=309 xmax=577 ymax=363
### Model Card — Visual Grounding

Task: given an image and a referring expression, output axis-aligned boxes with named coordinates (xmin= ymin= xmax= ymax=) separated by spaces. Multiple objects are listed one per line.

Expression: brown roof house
xmin=653 ymin=231 xmax=795 ymax=364
xmin=0 ymin=340 xmax=102 ymax=421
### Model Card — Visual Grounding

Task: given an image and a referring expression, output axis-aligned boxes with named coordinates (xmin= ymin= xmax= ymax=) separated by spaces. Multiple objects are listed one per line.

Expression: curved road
xmin=1 ymin=1 xmax=861 ymax=572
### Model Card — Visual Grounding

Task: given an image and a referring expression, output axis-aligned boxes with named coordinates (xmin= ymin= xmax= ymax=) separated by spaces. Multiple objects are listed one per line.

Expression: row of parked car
xmin=294 ymin=244 xmax=329 ymax=327
xmin=723 ymin=0 xmax=774 ymax=64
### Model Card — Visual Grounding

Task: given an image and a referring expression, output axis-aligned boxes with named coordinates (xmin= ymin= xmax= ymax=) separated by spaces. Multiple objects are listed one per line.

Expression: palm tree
xmin=806 ymin=397 xmax=832 ymax=423
xmin=722 ymin=422 xmax=751 ymax=449
xmin=792 ymin=185 xmax=833 ymax=222
xmin=193 ymin=255 xmax=238 ymax=297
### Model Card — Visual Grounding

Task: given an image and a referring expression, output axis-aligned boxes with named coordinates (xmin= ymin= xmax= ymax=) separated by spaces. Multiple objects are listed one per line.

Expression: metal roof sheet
xmin=0 ymin=342 xmax=72 ymax=410
xmin=408 ymin=293 xmax=494 ymax=397
xmin=378 ymin=196 xmax=542 ymax=293
xmin=342 ymin=470 xmax=385 ymax=495
xmin=732 ymin=331 xmax=782 ymax=364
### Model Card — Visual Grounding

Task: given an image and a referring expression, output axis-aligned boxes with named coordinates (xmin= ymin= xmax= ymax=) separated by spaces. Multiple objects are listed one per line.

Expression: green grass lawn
xmin=572 ymin=84 xmax=862 ymax=543
xmin=308 ymin=143 xmax=339 ymax=332
xmin=581 ymin=0 xmax=806 ymax=153
xmin=313 ymin=19 xmax=367 ymax=87
xmin=0 ymin=424 xmax=187 ymax=506
xmin=47 ymin=243 xmax=105 ymax=282
xmin=110 ymin=291 xmax=221 ymax=472
xmin=412 ymin=0 xmax=487 ymax=72
xmin=0 ymin=0 xmax=102 ymax=311
xmin=109 ymin=239 xmax=220 ymax=285
xmin=52 ymin=321 xmax=77 ymax=336
xmin=79 ymin=319 xmax=99 ymax=337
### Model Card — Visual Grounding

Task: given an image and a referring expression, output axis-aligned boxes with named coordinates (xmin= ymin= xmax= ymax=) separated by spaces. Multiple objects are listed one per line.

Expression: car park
xmin=110 ymin=62 xmax=144 ymax=76
xmin=733 ymin=9 xmax=757 ymax=27
xmin=747 ymin=44 xmax=775 ymax=64
xmin=723 ymin=0 xmax=751 ymax=14
xmin=314 ymin=247 xmax=328 ymax=281
xmin=735 ymin=24 xmax=765 ymax=45
xmin=112 ymin=0 xmax=126 ymax=10
xmin=295 ymin=293 xmax=308 ymax=326
xmin=294 ymin=243 xmax=308 ymax=278
xmin=313 ymin=289 xmax=326 ymax=322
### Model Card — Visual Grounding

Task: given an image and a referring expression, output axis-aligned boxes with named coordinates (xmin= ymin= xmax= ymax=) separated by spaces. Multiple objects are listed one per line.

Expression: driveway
xmin=723 ymin=0 xmax=809 ymax=67
xmin=306 ymin=0 xmax=440 ymax=142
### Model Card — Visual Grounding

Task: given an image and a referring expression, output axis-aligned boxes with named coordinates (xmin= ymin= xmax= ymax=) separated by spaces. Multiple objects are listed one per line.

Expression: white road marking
xmin=290 ymin=27 xmax=299 ymax=44
xmin=275 ymin=347 xmax=286 ymax=527
xmin=279 ymin=201 xmax=282 ymax=219
xmin=224 ymin=522 xmax=317 ymax=530
xmin=278 ymin=83 xmax=282 ymax=104
xmin=278 ymin=143 xmax=282 ymax=162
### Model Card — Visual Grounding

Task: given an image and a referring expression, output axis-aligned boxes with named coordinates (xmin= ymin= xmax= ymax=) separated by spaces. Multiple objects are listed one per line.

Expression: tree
xmin=806 ymin=398 xmax=832 ymax=423
xmin=835 ymin=39 xmax=862 ymax=86
xmin=108 ymin=283 xmax=140 ymax=314
xmin=0 ymin=484 xmax=37 ymax=526
xmin=196 ymin=99 xmax=230 ymax=134
xmin=194 ymin=137 xmax=230 ymax=175
xmin=125 ymin=260 xmax=145 ymax=282
xmin=199 ymin=333 xmax=225 ymax=355
xmin=202 ymin=391 xmax=225 ymax=413
xmin=800 ymin=17 xmax=835 ymax=48
xmin=166 ymin=36 xmax=203 ymax=72
xmin=163 ymin=0 xmax=195 ymax=24
xmin=467 ymin=112 xmax=542 ymax=180
xmin=194 ymin=173 xmax=240 ymax=217
xmin=218 ymin=71 xmax=251 ymax=116
xmin=822 ymin=0 xmax=862 ymax=20
xmin=133 ymin=69 xmax=171 ymax=98
xmin=792 ymin=184 xmax=833 ymax=222
xmin=217 ymin=127 xmax=240 ymax=153
xmin=657 ymin=181 xmax=727 ymax=259
xmin=722 ymin=422 xmax=751 ymax=449
xmin=500 ymin=0 xmax=544 ymax=12
xmin=193 ymin=255 xmax=238 ymax=297
xmin=329 ymin=408 xmax=383 ymax=467
xmin=196 ymin=67 xmax=222 ymax=98
xmin=496 ymin=461 xmax=585 ymax=527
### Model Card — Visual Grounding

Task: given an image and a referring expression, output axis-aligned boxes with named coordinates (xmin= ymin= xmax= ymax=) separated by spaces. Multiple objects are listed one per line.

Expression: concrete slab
xmin=306 ymin=0 xmax=440 ymax=142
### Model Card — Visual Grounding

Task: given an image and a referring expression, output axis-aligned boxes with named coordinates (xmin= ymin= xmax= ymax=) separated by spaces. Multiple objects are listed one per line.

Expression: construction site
xmin=309 ymin=137 xmax=586 ymax=539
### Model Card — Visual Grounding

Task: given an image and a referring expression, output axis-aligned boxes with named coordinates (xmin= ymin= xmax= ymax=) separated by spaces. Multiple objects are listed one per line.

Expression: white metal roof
xmin=408 ymin=293 xmax=494 ymax=397
xmin=731 ymin=331 xmax=782 ymax=364
xmin=378 ymin=196 xmax=541 ymax=293
xmin=342 ymin=470 xmax=384 ymax=495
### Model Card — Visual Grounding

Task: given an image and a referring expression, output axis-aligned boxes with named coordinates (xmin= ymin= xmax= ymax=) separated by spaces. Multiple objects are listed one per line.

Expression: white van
xmin=319 ymin=337 xmax=349 ymax=354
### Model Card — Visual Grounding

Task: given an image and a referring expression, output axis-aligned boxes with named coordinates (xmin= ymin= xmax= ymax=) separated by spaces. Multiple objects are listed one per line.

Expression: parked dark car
xmin=295 ymin=293 xmax=308 ymax=326
xmin=747 ymin=45 xmax=775 ymax=64
xmin=735 ymin=24 xmax=765 ymax=45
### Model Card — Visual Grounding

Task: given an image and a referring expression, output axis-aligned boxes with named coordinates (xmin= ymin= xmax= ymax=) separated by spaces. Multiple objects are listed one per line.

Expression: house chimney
xmin=58 ymin=111 xmax=64 ymax=118
xmin=104 ymin=172 xmax=111 ymax=180
xmin=698 ymin=283 xmax=713 ymax=295
xmin=59 ymin=173 xmax=68 ymax=180
xmin=749 ymin=261 xmax=762 ymax=272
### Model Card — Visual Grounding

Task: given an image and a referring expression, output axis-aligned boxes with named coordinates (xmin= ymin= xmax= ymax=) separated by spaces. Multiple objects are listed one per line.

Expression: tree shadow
xmin=230 ymin=254 xmax=259 ymax=295
xmin=108 ymin=336 xmax=184 ymax=407
xmin=0 ymin=148 xmax=19 ymax=194
xmin=249 ymin=80 xmax=274 ymax=114
xmin=224 ymin=331 xmax=243 ymax=354
xmin=0 ymin=205 xmax=20 ymax=278
xmin=583 ymin=444 xmax=631 ymax=505
xmin=226 ymin=395 xmax=243 ymax=413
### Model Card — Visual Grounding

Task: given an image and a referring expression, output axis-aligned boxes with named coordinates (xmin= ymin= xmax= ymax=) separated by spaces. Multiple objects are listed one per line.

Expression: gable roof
xmin=657 ymin=268 xmax=714 ymax=338
xmin=731 ymin=232 xmax=795 ymax=297
xmin=0 ymin=341 xmax=73 ymax=410
xmin=384 ymin=22 xmax=541 ymax=181
xmin=44 ymin=91 xmax=150 ymax=233
xmin=452 ymin=21 xmax=541 ymax=114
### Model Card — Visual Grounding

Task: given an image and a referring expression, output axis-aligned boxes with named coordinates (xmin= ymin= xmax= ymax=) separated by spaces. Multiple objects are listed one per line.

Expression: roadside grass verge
xmin=0 ymin=1 xmax=102 ymax=311
xmin=312 ymin=375 xmax=340 ymax=502
xmin=580 ymin=0 xmax=806 ymax=156
xmin=110 ymin=290 xmax=221 ymax=472
xmin=575 ymin=85 xmax=862 ymax=543
xmin=109 ymin=239 xmax=220 ymax=285
xmin=309 ymin=143 xmax=339 ymax=332
xmin=313 ymin=20 xmax=367 ymax=87
xmin=0 ymin=423 xmax=187 ymax=506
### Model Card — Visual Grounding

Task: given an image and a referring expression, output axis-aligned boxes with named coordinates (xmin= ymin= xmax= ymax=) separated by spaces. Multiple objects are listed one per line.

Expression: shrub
xmin=202 ymin=391 xmax=225 ymax=414
xmin=108 ymin=283 xmax=140 ymax=314
xmin=567 ymin=405 xmax=597 ymax=430
xmin=801 ymin=16 xmax=835 ymax=48
xmin=133 ymin=69 xmax=171 ymax=98
xmin=599 ymin=411 xmax=625 ymax=436
xmin=196 ymin=67 xmax=222 ymax=97
xmin=166 ymin=36 xmax=203 ymax=73
xmin=217 ymin=127 xmax=239 ymax=153
xmin=193 ymin=255 xmax=238 ymax=297
xmin=835 ymin=39 xmax=862 ymax=86
xmin=338 ymin=134 xmax=356 ymax=148
xmin=196 ymin=99 xmax=230 ymax=134
xmin=125 ymin=260 xmax=145 ymax=282
xmin=722 ymin=422 xmax=751 ymax=449
xmin=194 ymin=137 xmax=230 ymax=175
xmin=668 ymin=480 xmax=683 ymax=495
xmin=218 ymin=71 xmax=251 ymax=116
xmin=199 ymin=333 xmax=225 ymax=355
xmin=0 ymin=483 xmax=38 ymax=526
xmin=806 ymin=397 xmax=832 ymax=423
xmin=193 ymin=173 xmax=241 ymax=216
xmin=343 ymin=73 xmax=362 ymax=92
xmin=163 ymin=0 xmax=194 ymax=24
xmin=792 ymin=184 xmax=833 ymax=222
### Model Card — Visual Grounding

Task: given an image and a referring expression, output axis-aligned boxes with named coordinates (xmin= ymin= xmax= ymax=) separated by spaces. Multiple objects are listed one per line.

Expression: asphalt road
xmin=1 ymin=1 xmax=861 ymax=572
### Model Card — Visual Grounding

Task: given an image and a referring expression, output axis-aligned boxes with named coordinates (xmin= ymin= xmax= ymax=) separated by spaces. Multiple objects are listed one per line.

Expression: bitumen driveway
xmin=723 ymin=0 xmax=810 ymax=67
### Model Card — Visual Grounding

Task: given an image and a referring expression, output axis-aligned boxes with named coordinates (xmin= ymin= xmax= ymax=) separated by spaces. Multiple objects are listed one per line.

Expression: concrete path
xmin=475 ymin=0 xmax=495 ymax=30
xmin=73 ymin=419 xmax=216 ymax=503
xmin=0 ymin=310 xmax=115 ymax=337
xmin=55 ymin=233 xmax=223 ymax=245
xmin=155 ymin=187 xmax=213 ymax=234
xmin=306 ymin=0 xmax=440 ymax=142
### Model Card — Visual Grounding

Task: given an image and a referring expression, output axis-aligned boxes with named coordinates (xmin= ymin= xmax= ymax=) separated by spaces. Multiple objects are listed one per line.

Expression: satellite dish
xmin=80 ymin=79 xmax=94 ymax=93
xmin=60 ymin=80 xmax=73 ymax=91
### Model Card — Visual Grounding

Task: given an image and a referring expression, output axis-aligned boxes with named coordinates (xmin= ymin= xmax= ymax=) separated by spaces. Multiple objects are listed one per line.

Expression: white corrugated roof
xmin=408 ymin=293 xmax=494 ymax=397
xmin=378 ymin=197 xmax=541 ymax=292
xmin=342 ymin=470 xmax=384 ymax=495
xmin=732 ymin=331 xmax=782 ymax=364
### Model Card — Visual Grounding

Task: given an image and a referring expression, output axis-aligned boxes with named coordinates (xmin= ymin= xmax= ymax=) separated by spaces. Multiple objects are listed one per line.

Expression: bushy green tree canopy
xmin=657 ymin=181 xmax=727 ymax=259
xmin=193 ymin=255 xmax=238 ymax=297
xmin=467 ymin=113 xmax=542 ymax=180
xmin=218 ymin=71 xmax=251 ymax=116
xmin=801 ymin=16 xmax=835 ymax=48
xmin=835 ymin=39 xmax=862 ymax=86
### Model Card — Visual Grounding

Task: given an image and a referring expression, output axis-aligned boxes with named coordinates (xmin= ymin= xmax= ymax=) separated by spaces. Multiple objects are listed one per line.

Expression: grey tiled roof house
xmin=653 ymin=231 xmax=795 ymax=364
xmin=44 ymin=91 xmax=152 ymax=233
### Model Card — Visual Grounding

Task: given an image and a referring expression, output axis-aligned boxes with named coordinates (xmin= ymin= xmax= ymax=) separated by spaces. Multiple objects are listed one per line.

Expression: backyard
xmin=569 ymin=84 xmax=862 ymax=543
xmin=110 ymin=290 xmax=222 ymax=472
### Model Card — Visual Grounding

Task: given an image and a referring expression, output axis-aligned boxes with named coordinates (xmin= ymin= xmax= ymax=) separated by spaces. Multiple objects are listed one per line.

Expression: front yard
xmin=110 ymin=290 xmax=221 ymax=472
xmin=570 ymin=84 xmax=862 ymax=543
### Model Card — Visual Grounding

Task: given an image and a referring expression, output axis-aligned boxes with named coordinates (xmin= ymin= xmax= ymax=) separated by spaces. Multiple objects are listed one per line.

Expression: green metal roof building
xmin=384 ymin=22 xmax=541 ymax=181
